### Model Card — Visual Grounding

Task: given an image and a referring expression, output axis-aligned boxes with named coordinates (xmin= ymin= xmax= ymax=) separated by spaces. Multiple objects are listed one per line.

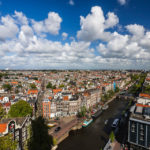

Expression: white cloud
xmin=77 ymin=6 xmax=118 ymax=41
xmin=126 ymin=24 xmax=145 ymax=37
xmin=14 ymin=11 xmax=28 ymax=25
xmin=62 ymin=32 xmax=68 ymax=40
xmin=117 ymin=0 xmax=126 ymax=5
xmin=105 ymin=12 xmax=119 ymax=29
xmin=69 ymin=0 xmax=74 ymax=6
xmin=0 ymin=8 xmax=150 ymax=70
xmin=32 ymin=12 xmax=62 ymax=35
xmin=0 ymin=15 xmax=19 ymax=40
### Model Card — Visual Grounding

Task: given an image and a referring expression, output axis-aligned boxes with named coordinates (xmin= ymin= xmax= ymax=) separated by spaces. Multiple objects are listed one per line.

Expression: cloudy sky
xmin=0 ymin=0 xmax=150 ymax=70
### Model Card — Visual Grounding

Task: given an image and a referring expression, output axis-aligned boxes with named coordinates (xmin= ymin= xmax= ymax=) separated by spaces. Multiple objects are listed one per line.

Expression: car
xmin=55 ymin=126 xmax=61 ymax=132
xmin=104 ymin=119 xmax=108 ymax=125
xmin=111 ymin=118 xmax=119 ymax=128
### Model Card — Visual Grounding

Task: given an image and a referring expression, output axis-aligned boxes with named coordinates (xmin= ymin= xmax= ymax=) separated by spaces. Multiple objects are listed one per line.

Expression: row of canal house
xmin=42 ymin=88 xmax=101 ymax=119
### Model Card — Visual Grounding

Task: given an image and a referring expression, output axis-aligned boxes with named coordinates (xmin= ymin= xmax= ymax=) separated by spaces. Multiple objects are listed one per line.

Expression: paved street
xmin=50 ymin=118 xmax=78 ymax=140
xmin=36 ymin=77 xmax=45 ymax=117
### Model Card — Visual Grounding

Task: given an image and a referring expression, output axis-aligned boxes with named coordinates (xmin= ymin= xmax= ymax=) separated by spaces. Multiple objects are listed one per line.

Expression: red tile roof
xmin=48 ymin=96 xmax=52 ymax=100
xmin=0 ymin=96 xmax=4 ymax=100
xmin=4 ymin=102 xmax=11 ymax=107
xmin=11 ymin=81 xmax=18 ymax=85
xmin=53 ymin=89 xmax=62 ymax=94
xmin=63 ymin=96 xmax=69 ymax=101
xmin=0 ymin=123 xmax=7 ymax=133
xmin=28 ymin=89 xmax=38 ymax=95
xmin=136 ymin=103 xmax=150 ymax=108
xmin=35 ymin=80 xmax=41 ymax=84
xmin=139 ymin=93 xmax=150 ymax=99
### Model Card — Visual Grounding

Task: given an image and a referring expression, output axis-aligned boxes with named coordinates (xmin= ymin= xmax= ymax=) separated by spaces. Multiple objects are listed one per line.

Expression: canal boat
xmin=91 ymin=109 xmax=103 ymax=119
xmin=102 ymin=104 xmax=109 ymax=110
xmin=82 ymin=118 xmax=93 ymax=127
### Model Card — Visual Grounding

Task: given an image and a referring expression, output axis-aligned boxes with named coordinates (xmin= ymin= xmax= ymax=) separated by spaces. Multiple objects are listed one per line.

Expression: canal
xmin=57 ymin=98 xmax=129 ymax=150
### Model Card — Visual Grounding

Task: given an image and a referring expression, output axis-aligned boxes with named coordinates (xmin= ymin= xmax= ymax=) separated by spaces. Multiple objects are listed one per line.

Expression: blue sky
xmin=0 ymin=0 xmax=150 ymax=69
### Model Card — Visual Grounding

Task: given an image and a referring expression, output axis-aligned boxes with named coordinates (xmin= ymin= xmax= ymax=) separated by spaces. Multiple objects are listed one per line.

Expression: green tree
xmin=0 ymin=105 xmax=5 ymax=120
xmin=28 ymin=116 xmax=53 ymax=150
xmin=52 ymin=85 xmax=56 ymax=89
xmin=53 ymin=137 xmax=57 ymax=146
xmin=33 ymin=77 xmax=38 ymax=80
xmin=115 ymin=87 xmax=119 ymax=93
xmin=17 ymin=84 xmax=22 ymax=89
xmin=2 ymin=84 xmax=12 ymax=91
xmin=30 ymin=83 xmax=37 ymax=89
xmin=0 ymin=73 xmax=3 ymax=81
xmin=78 ymin=106 xmax=87 ymax=117
xmin=0 ymin=134 xmax=17 ymax=150
xmin=110 ymin=131 xmax=115 ymax=143
xmin=8 ymin=100 xmax=33 ymax=117
xmin=59 ymin=84 xmax=65 ymax=88
xmin=46 ymin=82 xmax=52 ymax=89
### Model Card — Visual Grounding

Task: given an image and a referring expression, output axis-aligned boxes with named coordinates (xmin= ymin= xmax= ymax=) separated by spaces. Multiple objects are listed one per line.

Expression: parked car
xmin=104 ymin=119 xmax=108 ymax=125
xmin=55 ymin=126 xmax=61 ymax=132
xmin=111 ymin=118 xmax=119 ymax=129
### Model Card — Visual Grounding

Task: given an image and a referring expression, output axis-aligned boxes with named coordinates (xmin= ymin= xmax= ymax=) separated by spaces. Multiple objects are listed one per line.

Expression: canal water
xmin=57 ymin=99 xmax=129 ymax=150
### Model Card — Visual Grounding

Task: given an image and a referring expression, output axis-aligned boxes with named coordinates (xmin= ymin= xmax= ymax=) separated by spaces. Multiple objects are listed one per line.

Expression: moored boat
xmin=102 ymin=104 xmax=109 ymax=110
xmin=91 ymin=109 xmax=102 ymax=118
xmin=82 ymin=118 xmax=93 ymax=127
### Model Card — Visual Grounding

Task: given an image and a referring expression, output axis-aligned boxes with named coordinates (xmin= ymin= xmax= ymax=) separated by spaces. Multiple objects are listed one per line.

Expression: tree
xmin=30 ymin=83 xmax=37 ymax=89
xmin=0 ymin=105 xmax=5 ymax=120
xmin=28 ymin=116 xmax=53 ymax=150
xmin=108 ymin=90 xmax=114 ymax=96
xmin=2 ymin=84 xmax=12 ymax=91
xmin=17 ymin=84 xmax=22 ymax=88
xmin=110 ymin=131 xmax=115 ymax=143
xmin=115 ymin=87 xmax=120 ymax=93
xmin=78 ymin=106 xmax=87 ymax=117
xmin=59 ymin=84 xmax=65 ymax=88
xmin=46 ymin=82 xmax=52 ymax=89
xmin=33 ymin=77 xmax=38 ymax=80
xmin=8 ymin=100 xmax=33 ymax=117
xmin=0 ymin=73 xmax=3 ymax=81
xmin=0 ymin=134 xmax=17 ymax=150
xmin=52 ymin=85 xmax=56 ymax=89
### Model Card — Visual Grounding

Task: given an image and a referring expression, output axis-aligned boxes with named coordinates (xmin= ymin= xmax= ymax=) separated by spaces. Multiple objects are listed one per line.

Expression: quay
xmin=49 ymin=117 xmax=82 ymax=144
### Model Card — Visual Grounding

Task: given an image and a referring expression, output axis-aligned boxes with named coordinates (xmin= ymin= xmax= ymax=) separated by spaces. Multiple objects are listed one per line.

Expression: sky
xmin=0 ymin=0 xmax=150 ymax=70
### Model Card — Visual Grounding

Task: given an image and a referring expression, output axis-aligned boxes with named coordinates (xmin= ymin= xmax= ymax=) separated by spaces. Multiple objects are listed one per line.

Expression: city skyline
xmin=0 ymin=0 xmax=150 ymax=69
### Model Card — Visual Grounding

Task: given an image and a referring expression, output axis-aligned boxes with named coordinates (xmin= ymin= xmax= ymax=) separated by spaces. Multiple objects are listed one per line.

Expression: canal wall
xmin=57 ymin=132 xmax=69 ymax=144
xmin=56 ymin=123 xmax=82 ymax=144
xmin=52 ymin=120 xmax=82 ymax=145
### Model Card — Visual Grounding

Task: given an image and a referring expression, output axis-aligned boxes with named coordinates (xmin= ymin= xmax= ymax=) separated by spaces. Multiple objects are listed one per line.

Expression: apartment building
xmin=42 ymin=99 xmax=51 ymax=119
xmin=0 ymin=116 xmax=31 ymax=150
xmin=128 ymin=100 xmax=150 ymax=149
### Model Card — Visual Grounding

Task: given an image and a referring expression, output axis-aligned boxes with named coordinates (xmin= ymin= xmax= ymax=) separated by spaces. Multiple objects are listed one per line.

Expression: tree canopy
xmin=46 ymin=82 xmax=52 ymax=89
xmin=2 ymin=84 xmax=12 ymax=91
xmin=46 ymin=82 xmax=56 ymax=89
xmin=59 ymin=84 xmax=65 ymax=88
xmin=0 ymin=134 xmax=17 ymax=150
xmin=78 ymin=106 xmax=87 ymax=117
xmin=0 ymin=105 xmax=5 ymax=120
xmin=30 ymin=83 xmax=37 ymax=89
xmin=8 ymin=100 xmax=33 ymax=117
xmin=28 ymin=116 xmax=53 ymax=150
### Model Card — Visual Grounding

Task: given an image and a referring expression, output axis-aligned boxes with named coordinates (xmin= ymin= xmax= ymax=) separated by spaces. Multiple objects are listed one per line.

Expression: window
xmin=140 ymin=135 xmax=144 ymax=141
xmin=131 ymin=123 xmax=135 ymax=132
xmin=140 ymin=124 xmax=144 ymax=130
